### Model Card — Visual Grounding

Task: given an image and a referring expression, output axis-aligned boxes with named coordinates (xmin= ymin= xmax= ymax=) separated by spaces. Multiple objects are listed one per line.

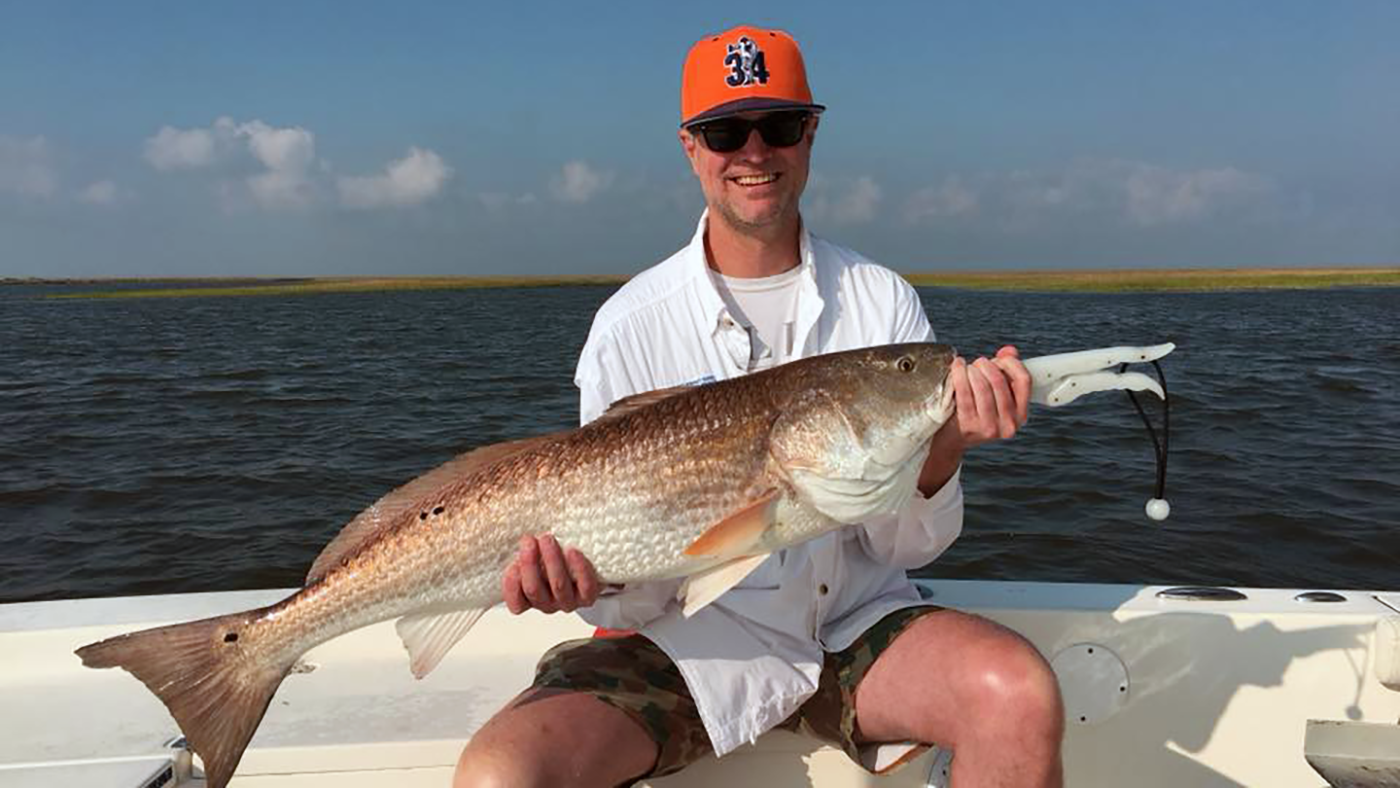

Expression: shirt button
xmin=818 ymin=583 xmax=829 ymax=596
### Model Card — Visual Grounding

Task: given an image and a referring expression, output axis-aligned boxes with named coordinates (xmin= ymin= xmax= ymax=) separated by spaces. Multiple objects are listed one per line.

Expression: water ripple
xmin=1 ymin=285 xmax=1397 ymax=602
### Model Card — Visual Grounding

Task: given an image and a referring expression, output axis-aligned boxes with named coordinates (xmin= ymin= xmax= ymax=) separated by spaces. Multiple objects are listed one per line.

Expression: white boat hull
xmin=3 ymin=580 xmax=1397 ymax=787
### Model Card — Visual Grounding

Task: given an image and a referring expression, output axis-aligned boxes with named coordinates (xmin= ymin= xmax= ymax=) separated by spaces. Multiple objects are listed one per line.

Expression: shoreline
xmin=903 ymin=266 xmax=1400 ymax=292
xmin=6 ymin=266 xmax=1398 ymax=298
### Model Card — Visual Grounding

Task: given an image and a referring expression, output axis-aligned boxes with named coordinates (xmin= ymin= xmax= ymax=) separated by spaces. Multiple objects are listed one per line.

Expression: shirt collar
xmin=686 ymin=209 xmax=821 ymax=336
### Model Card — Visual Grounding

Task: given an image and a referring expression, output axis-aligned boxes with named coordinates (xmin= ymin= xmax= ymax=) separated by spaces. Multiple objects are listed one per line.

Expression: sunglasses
xmin=689 ymin=111 xmax=810 ymax=154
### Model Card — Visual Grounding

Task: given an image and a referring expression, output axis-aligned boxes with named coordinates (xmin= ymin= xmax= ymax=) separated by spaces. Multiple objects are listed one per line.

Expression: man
xmin=456 ymin=26 xmax=1064 ymax=788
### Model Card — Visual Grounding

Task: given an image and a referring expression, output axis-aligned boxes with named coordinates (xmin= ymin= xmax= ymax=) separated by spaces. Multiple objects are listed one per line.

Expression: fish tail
xmin=75 ymin=607 xmax=294 ymax=788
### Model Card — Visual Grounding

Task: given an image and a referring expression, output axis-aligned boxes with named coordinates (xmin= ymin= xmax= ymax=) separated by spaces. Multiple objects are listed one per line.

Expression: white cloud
xmin=246 ymin=169 xmax=313 ymax=209
xmin=1121 ymin=163 xmax=1267 ymax=226
xmin=551 ymin=160 xmax=613 ymax=203
xmin=831 ymin=176 xmax=882 ymax=224
xmin=338 ymin=147 xmax=451 ymax=209
xmin=238 ymin=121 xmax=315 ymax=175
xmin=478 ymin=191 xmax=538 ymax=212
xmin=905 ymin=177 xmax=978 ymax=222
xmin=143 ymin=118 xmax=318 ymax=209
xmin=144 ymin=118 xmax=455 ymax=212
xmin=799 ymin=174 xmax=883 ymax=226
xmin=144 ymin=123 xmax=223 ymax=170
xmin=2 ymin=140 xmax=132 ymax=207
xmin=236 ymin=121 xmax=317 ymax=209
xmin=903 ymin=158 xmax=1270 ymax=229
xmin=0 ymin=136 xmax=58 ymax=199
xmin=77 ymin=180 xmax=122 ymax=205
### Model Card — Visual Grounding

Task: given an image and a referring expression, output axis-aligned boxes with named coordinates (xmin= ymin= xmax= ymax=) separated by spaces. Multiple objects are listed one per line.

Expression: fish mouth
xmin=929 ymin=380 xmax=956 ymax=424
xmin=933 ymin=347 xmax=957 ymax=423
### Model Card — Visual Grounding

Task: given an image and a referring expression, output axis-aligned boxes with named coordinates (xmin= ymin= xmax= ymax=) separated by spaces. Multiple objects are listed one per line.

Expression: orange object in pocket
xmin=592 ymin=627 xmax=638 ymax=639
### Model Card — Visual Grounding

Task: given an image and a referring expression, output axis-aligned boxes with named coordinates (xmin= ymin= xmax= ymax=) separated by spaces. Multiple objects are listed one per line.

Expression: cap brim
xmin=682 ymin=97 xmax=826 ymax=127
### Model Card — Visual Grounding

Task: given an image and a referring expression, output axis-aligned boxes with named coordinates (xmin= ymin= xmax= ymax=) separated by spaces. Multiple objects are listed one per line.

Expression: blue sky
xmin=2 ymin=1 xmax=1396 ymax=277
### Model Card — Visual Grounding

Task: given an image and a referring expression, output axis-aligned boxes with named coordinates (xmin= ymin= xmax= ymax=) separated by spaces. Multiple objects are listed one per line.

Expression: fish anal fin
xmin=395 ymin=607 xmax=488 ymax=679
xmin=679 ymin=554 xmax=770 ymax=617
xmin=862 ymin=742 xmax=930 ymax=775
xmin=682 ymin=491 xmax=779 ymax=558
xmin=306 ymin=433 xmax=565 ymax=584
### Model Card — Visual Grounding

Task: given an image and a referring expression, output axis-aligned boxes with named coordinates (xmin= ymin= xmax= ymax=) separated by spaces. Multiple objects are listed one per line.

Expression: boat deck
xmin=3 ymin=580 xmax=1398 ymax=787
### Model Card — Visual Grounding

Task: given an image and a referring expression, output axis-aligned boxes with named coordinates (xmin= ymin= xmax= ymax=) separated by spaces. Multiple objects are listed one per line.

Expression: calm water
xmin=1 ymin=284 xmax=1397 ymax=603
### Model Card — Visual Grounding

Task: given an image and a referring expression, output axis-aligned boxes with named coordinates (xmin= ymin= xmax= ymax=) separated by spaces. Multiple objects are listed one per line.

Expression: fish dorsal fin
xmin=305 ymin=433 xmax=564 ymax=584
xmin=679 ymin=554 xmax=770 ymax=617
xmin=395 ymin=607 xmax=489 ymax=679
xmin=597 ymin=386 xmax=694 ymax=422
xmin=682 ymin=491 xmax=779 ymax=558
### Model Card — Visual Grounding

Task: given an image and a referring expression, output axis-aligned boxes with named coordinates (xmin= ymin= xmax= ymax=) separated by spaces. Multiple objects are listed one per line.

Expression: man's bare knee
xmin=454 ymin=747 xmax=546 ymax=788
xmin=967 ymin=629 xmax=1064 ymax=743
xmin=454 ymin=688 xmax=658 ymax=788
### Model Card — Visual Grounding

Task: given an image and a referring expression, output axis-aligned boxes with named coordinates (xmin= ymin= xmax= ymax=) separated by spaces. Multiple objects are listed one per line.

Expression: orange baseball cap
xmin=680 ymin=25 xmax=825 ymax=127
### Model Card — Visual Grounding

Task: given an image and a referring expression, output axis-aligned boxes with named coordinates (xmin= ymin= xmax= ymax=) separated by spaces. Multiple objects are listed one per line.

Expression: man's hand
xmin=917 ymin=345 xmax=1031 ymax=495
xmin=949 ymin=345 xmax=1032 ymax=448
xmin=502 ymin=534 xmax=603 ymax=614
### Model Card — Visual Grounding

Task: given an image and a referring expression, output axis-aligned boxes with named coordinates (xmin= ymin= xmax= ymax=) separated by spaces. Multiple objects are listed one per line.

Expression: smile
xmin=730 ymin=173 xmax=780 ymax=186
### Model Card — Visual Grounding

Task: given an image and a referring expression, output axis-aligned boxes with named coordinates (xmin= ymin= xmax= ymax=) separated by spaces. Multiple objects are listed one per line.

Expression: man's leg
xmin=454 ymin=687 xmax=657 ymax=788
xmin=854 ymin=609 xmax=1064 ymax=788
xmin=456 ymin=633 xmax=713 ymax=788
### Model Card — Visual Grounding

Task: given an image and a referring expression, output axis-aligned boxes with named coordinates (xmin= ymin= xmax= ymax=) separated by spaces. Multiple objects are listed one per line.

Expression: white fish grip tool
xmin=1025 ymin=343 xmax=1175 ymax=407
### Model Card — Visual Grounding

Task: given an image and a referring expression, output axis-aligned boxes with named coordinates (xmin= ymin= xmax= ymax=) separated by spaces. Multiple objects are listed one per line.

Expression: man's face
xmin=680 ymin=111 xmax=817 ymax=236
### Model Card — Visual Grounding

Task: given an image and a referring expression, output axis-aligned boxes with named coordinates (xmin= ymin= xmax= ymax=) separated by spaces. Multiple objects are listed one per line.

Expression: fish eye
xmin=897 ymin=356 xmax=916 ymax=373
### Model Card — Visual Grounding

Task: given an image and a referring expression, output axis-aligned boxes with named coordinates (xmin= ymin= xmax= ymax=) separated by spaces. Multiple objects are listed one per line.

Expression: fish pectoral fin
xmin=395 ymin=607 xmax=488 ymax=679
xmin=678 ymin=554 xmax=771 ymax=618
xmin=682 ymin=492 xmax=780 ymax=559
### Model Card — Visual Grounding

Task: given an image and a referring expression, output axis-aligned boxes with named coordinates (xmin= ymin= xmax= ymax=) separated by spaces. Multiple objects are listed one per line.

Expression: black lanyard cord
xmin=1122 ymin=360 xmax=1170 ymax=516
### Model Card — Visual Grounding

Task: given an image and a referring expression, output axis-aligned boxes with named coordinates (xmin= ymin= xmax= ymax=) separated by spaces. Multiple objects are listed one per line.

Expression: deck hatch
xmin=1294 ymin=591 xmax=1348 ymax=603
xmin=1156 ymin=586 xmax=1247 ymax=602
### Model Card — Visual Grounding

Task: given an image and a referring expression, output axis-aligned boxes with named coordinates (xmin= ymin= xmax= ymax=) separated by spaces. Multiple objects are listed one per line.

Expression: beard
xmin=711 ymin=190 xmax=798 ymax=238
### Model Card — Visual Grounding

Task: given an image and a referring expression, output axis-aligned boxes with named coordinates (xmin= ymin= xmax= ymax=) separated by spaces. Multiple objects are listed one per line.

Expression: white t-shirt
xmin=708 ymin=265 xmax=803 ymax=372
xmin=573 ymin=212 xmax=964 ymax=756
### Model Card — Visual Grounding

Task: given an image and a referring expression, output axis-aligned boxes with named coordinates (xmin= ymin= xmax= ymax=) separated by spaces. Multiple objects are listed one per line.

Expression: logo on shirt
xmin=724 ymin=36 xmax=770 ymax=88
xmin=683 ymin=374 xmax=717 ymax=388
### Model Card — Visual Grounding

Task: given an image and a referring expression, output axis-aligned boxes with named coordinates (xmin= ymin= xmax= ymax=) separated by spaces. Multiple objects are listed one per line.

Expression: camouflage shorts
xmin=531 ymin=605 xmax=941 ymax=780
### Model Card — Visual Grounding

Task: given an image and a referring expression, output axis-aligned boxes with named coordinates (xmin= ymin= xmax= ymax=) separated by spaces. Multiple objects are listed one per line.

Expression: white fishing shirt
xmin=573 ymin=213 xmax=964 ymax=756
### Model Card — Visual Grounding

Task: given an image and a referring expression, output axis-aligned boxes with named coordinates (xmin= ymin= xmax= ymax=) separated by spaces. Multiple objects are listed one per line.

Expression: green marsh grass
xmin=41 ymin=276 xmax=629 ymax=300
xmin=903 ymin=267 xmax=1400 ymax=292
xmin=27 ymin=267 xmax=1400 ymax=299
